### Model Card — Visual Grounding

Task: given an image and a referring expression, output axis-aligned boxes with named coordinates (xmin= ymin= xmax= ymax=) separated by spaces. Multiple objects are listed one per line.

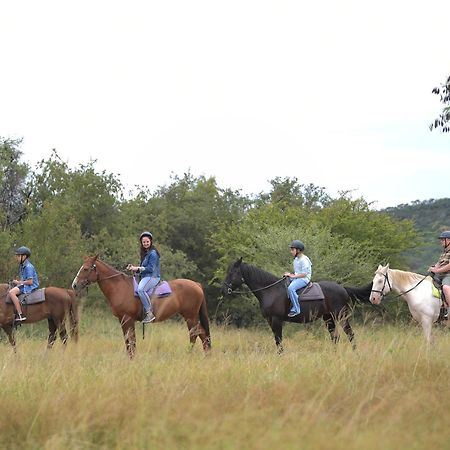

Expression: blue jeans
xmin=287 ymin=278 xmax=309 ymax=313
xmin=137 ymin=276 xmax=160 ymax=313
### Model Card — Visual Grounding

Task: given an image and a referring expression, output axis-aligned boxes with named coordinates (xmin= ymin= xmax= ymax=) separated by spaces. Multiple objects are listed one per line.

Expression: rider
xmin=9 ymin=246 xmax=39 ymax=322
xmin=429 ymin=230 xmax=450 ymax=318
xmin=284 ymin=240 xmax=312 ymax=317
xmin=127 ymin=231 xmax=161 ymax=324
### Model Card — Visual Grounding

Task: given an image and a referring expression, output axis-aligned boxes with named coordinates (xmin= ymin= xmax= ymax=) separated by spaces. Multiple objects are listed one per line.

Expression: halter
xmin=224 ymin=276 xmax=286 ymax=295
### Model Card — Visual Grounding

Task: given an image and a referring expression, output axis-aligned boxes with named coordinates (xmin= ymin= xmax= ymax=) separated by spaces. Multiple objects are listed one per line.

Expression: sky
xmin=1 ymin=0 xmax=449 ymax=209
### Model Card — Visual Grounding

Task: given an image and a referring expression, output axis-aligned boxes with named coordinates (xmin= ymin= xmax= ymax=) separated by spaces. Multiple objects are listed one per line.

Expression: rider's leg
xmin=442 ymin=281 xmax=450 ymax=317
xmin=9 ymin=286 xmax=23 ymax=315
xmin=137 ymin=277 xmax=152 ymax=314
xmin=287 ymin=278 xmax=307 ymax=315
xmin=137 ymin=277 xmax=160 ymax=323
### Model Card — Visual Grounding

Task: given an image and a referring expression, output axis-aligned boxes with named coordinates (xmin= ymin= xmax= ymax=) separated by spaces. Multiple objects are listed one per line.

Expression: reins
xmin=225 ymin=276 xmax=286 ymax=295
xmin=78 ymin=263 xmax=124 ymax=287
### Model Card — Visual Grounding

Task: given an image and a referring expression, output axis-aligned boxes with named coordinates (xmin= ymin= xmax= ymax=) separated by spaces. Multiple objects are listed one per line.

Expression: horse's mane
xmin=241 ymin=262 xmax=280 ymax=285
xmin=93 ymin=257 xmax=125 ymax=275
xmin=388 ymin=268 xmax=426 ymax=284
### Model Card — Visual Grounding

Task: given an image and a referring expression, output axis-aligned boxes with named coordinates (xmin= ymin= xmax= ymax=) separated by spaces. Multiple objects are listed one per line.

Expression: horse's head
xmin=369 ymin=264 xmax=391 ymax=305
xmin=72 ymin=255 xmax=100 ymax=293
xmin=222 ymin=257 xmax=245 ymax=295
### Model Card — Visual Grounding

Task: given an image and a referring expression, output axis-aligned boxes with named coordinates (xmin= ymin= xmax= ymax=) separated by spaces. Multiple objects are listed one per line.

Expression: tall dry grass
xmin=1 ymin=309 xmax=450 ymax=450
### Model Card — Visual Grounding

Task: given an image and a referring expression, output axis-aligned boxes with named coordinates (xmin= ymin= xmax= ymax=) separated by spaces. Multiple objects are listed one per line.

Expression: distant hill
xmin=383 ymin=198 xmax=450 ymax=273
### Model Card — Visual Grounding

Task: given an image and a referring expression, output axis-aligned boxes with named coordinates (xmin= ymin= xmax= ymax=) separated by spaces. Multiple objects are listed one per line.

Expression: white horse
xmin=369 ymin=264 xmax=442 ymax=343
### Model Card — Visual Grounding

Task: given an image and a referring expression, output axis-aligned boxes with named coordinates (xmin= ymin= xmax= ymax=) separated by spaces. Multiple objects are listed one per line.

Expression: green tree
xmin=12 ymin=199 xmax=87 ymax=287
xmin=430 ymin=75 xmax=450 ymax=132
xmin=0 ymin=137 xmax=30 ymax=229
xmin=30 ymin=151 xmax=123 ymax=238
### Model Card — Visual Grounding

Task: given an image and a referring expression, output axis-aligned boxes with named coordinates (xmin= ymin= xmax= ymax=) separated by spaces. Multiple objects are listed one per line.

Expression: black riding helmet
xmin=289 ymin=240 xmax=305 ymax=251
xmin=15 ymin=246 xmax=31 ymax=257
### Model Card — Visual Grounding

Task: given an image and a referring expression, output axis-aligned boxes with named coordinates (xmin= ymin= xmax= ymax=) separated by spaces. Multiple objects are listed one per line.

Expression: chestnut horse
xmin=0 ymin=283 xmax=78 ymax=351
xmin=71 ymin=256 xmax=211 ymax=358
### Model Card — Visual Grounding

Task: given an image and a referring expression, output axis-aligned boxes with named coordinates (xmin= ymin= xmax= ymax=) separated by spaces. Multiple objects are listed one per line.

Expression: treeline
xmin=1 ymin=138 xmax=421 ymax=325
xmin=384 ymin=198 xmax=450 ymax=274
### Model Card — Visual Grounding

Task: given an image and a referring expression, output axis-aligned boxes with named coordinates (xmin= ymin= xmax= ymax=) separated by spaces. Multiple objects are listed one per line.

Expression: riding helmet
xmin=140 ymin=231 xmax=153 ymax=241
xmin=15 ymin=246 xmax=31 ymax=256
xmin=289 ymin=240 xmax=305 ymax=251
xmin=439 ymin=231 xmax=450 ymax=239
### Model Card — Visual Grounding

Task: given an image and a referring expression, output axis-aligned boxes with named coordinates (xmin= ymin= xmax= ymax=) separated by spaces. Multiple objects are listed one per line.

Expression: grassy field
xmin=1 ymin=308 xmax=450 ymax=450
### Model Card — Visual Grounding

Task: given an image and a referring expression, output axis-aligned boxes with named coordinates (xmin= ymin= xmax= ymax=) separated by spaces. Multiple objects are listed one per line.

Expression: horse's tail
xmin=344 ymin=283 xmax=373 ymax=304
xmin=199 ymin=290 xmax=211 ymax=342
xmin=67 ymin=289 xmax=79 ymax=342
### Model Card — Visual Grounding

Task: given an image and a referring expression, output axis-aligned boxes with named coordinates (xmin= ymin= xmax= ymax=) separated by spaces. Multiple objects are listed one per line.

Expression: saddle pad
xmin=133 ymin=279 xmax=172 ymax=298
xmin=154 ymin=281 xmax=172 ymax=297
xmin=298 ymin=282 xmax=324 ymax=301
xmin=431 ymin=284 xmax=441 ymax=300
xmin=5 ymin=288 xmax=46 ymax=305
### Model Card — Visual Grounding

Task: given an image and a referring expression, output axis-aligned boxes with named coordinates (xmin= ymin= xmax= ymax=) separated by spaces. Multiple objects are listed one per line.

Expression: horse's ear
xmin=237 ymin=257 xmax=243 ymax=265
xmin=386 ymin=263 xmax=390 ymax=269
xmin=94 ymin=255 xmax=99 ymax=262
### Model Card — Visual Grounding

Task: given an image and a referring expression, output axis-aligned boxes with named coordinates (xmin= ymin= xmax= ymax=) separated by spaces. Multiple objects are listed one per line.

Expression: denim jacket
xmin=139 ymin=249 xmax=161 ymax=278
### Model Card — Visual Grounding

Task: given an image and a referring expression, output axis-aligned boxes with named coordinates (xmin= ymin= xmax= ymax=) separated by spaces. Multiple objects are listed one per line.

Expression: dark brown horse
xmin=222 ymin=258 xmax=356 ymax=353
xmin=71 ymin=255 xmax=211 ymax=358
xmin=0 ymin=283 xmax=78 ymax=351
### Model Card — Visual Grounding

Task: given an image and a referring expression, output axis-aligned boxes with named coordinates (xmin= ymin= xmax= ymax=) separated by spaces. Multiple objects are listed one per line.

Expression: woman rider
xmin=127 ymin=231 xmax=161 ymax=323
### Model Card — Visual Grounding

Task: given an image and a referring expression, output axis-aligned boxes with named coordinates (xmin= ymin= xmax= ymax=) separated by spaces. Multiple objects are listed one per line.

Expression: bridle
xmin=75 ymin=262 xmax=123 ymax=288
xmin=371 ymin=269 xmax=428 ymax=301
xmin=370 ymin=270 xmax=392 ymax=300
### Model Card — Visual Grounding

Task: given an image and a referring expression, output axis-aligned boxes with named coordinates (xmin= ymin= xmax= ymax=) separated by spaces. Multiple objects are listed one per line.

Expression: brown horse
xmin=0 ymin=283 xmax=78 ymax=351
xmin=71 ymin=255 xmax=211 ymax=358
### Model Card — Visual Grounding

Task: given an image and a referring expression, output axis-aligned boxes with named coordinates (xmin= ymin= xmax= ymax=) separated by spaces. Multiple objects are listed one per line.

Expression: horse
xmin=71 ymin=255 xmax=211 ymax=358
xmin=369 ymin=264 xmax=442 ymax=343
xmin=222 ymin=258 xmax=356 ymax=353
xmin=0 ymin=283 xmax=78 ymax=351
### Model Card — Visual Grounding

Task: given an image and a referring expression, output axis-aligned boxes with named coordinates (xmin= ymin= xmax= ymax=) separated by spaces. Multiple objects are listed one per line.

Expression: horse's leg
xmin=337 ymin=306 xmax=356 ymax=350
xmin=341 ymin=318 xmax=356 ymax=350
xmin=58 ymin=322 xmax=69 ymax=346
xmin=185 ymin=317 xmax=201 ymax=351
xmin=3 ymin=325 xmax=16 ymax=352
xmin=47 ymin=318 xmax=58 ymax=349
xmin=120 ymin=316 xmax=136 ymax=358
xmin=420 ymin=316 xmax=433 ymax=344
xmin=268 ymin=316 xmax=284 ymax=354
xmin=323 ymin=314 xmax=338 ymax=344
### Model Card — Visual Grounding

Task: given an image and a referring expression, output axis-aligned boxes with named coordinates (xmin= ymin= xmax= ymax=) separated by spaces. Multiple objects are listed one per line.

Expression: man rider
xmin=429 ymin=231 xmax=450 ymax=318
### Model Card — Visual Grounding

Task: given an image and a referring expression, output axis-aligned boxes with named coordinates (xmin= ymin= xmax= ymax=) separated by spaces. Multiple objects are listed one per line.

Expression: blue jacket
xmin=19 ymin=260 xmax=39 ymax=293
xmin=139 ymin=249 xmax=160 ymax=278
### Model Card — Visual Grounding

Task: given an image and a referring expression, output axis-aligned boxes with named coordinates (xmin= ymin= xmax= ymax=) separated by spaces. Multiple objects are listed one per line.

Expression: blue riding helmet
xmin=15 ymin=246 xmax=31 ymax=256
xmin=289 ymin=240 xmax=305 ymax=251
xmin=439 ymin=231 xmax=450 ymax=239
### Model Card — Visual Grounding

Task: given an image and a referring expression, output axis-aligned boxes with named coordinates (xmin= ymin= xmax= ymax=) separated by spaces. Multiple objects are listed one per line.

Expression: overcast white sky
xmin=1 ymin=0 xmax=448 ymax=209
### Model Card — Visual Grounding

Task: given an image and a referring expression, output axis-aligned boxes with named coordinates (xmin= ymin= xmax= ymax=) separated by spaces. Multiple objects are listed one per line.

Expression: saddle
xmin=5 ymin=288 xmax=46 ymax=305
xmin=285 ymin=280 xmax=325 ymax=301
xmin=132 ymin=278 xmax=172 ymax=298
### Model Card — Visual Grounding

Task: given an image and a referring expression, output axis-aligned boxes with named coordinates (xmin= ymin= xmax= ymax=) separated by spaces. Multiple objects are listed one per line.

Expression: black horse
xmin=222 ymin=258 xmax=357 ymax=353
